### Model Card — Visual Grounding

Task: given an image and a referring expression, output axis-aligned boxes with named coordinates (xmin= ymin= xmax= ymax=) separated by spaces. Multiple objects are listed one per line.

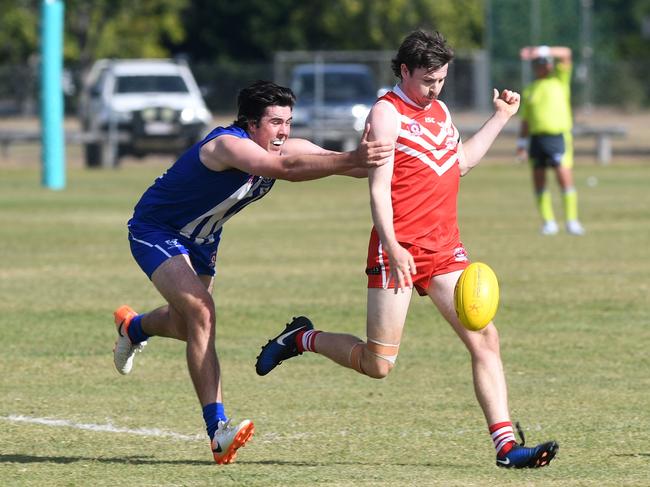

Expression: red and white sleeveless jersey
xmin=375 ymin=86 xmax=462 ymax=251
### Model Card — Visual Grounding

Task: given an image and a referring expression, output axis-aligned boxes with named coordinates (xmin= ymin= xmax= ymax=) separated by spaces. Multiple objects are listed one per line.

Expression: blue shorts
xmin=529 ymin=134 xmax=565 ymax=168
xmin=127 ymin=221 xmax=220 ymax=279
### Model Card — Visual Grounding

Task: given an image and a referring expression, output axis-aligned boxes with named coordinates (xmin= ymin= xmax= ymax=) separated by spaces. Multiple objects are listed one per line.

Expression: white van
xmin=79 ymin=59 xmax=212 ymax=167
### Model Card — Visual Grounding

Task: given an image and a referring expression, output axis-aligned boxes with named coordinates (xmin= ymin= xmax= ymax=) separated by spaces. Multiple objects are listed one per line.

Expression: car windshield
xmin=293 ymin=72 xmax=375 ymax=103
xmin=115 ymin=75 xmax=189 ymax=94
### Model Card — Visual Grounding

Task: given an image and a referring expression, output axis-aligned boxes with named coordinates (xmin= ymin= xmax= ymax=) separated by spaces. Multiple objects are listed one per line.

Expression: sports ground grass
xmin=1 ymin=159 xmax=649 ymax=486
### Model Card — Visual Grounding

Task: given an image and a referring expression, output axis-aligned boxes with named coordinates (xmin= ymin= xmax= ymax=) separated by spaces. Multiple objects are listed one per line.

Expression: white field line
xmin=2 ymin=414 xmax=545 ymax=443
xmin=1 ymin=414 xmax=203 ymax=441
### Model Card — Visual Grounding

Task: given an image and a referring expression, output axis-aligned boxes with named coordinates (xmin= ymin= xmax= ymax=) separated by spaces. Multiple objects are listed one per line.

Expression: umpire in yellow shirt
xmin=517 ymin=45 xmax=585 ymax=236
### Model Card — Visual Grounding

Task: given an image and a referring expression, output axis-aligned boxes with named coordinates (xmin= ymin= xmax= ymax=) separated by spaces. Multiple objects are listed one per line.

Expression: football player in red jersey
xmin=257 ymin=30 xmax=558 ymax=469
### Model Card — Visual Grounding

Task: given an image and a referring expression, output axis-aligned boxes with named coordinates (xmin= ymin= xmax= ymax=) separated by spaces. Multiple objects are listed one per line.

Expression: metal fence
xmin=0 ymin=54 xmax=648 ymax=117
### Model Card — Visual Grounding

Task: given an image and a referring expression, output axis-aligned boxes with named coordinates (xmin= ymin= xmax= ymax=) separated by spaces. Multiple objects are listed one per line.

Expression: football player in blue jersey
xmin=112 ymin=80 xmax=393 ymax=464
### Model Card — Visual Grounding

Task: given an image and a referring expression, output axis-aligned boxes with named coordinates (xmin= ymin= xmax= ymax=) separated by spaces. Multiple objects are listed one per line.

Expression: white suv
xmin=80 ymin=59 xmax=212 ymax=167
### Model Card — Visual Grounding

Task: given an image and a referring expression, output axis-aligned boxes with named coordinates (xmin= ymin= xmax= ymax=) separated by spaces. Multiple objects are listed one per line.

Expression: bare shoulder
xmin=371 ymin=98 xmax=399 ymax=116
xmin=368 ymin=100 xmax=400 ymax=140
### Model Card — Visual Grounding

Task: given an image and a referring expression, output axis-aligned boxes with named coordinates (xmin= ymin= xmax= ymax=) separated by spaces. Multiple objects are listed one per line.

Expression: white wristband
xmin=516 ymin=138 xmax=528 ymax=150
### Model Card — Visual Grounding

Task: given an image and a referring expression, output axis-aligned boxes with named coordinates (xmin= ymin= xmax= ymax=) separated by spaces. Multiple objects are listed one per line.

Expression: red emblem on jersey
xmin=409 ymin=122 xmax=422 ymax=136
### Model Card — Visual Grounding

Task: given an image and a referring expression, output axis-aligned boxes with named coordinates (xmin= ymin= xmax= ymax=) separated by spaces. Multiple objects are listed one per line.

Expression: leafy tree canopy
xmin=1 ymin=0 xmax=648 ymax=75
xmin=177 ymin=0 xmax=483 ymax=62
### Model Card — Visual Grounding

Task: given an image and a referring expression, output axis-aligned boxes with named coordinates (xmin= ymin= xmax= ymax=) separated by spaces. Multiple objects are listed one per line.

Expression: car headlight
xmin=197 ymin=107 xmax=212 ymax=123
xmin=180 ymin=107 xmax=212 ymax=124
xmin=180 ymin=108 xmax=196 ymax=124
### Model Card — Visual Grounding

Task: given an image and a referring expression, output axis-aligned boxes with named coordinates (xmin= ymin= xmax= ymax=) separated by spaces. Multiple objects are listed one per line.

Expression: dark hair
xmin=234 ymin=80 xmax=296 ymax=129
xmin=391 ymin=30 xmax=454 ymax=79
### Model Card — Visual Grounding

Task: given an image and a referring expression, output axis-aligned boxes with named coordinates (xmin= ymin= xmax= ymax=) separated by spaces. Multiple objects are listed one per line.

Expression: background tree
xmin=176 ymin=0 xmax=483 ymax=62
xmin=592 ymin=0 xmax=650 ymax=107
xmin=0 ymin=0 xmax=38 ymax=64
xmin=65 ymin=0 xmax=188 ymax=73
xmin=0 ymin=0 xmax=648 ymax=111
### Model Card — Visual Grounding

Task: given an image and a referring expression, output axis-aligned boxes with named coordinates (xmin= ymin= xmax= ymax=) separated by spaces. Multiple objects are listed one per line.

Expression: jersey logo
xmin=165 ymin=239 xmax=182 ymax=249
xmin=445 ymin=136 xmax=458 ymax=150
xmin=453 ymin=247 xmax=468 ymax=262
xmin=408 ymin=122 xmax=422 ymax=136
xmin=397 ymin=114 xmax=459 ymax=176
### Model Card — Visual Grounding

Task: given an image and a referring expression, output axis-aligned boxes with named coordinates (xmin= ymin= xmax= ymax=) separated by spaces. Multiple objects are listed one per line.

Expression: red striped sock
xmin=296 ymin=330 xmax=321 ymax=353
xmin=489 ymin=421 xmax=516 ymax=457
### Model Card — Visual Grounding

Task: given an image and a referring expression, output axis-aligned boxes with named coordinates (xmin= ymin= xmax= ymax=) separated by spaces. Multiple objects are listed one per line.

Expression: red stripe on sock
xmin=307 ymin=330 xmax=321 ymax=352
xmin=296 ymin=330 xmax=307 ymax=352
xmin=489 ymin=421 xmax=516 ymax=457
xmin=499 ymin=441 xmax=515 ymax=456
xmin=489 ymin=421 xmax=512 ymax=433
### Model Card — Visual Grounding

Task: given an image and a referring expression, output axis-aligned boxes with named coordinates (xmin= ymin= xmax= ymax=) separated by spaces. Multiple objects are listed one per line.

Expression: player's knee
xmin=182 ymin=295 xmax=216 ymax=336
xmin=482 ymin=324 xmax=500 ymax=351
xmin=350 ymin=340 xmax=399 ymax=379
xmin=467 ymin=323 xmax=500 ymax=358
xmin=362 ymin=355 xmax=395 ymax=379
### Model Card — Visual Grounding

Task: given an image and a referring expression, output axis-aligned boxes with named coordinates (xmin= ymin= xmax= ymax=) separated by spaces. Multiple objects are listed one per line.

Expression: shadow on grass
xmin=1 ymin=453 xmax=444 ymax=467
xmin=242 ymin=459 xmax=442 ymax=467
xmin=0 ymin=454 xmax=213 ymax=466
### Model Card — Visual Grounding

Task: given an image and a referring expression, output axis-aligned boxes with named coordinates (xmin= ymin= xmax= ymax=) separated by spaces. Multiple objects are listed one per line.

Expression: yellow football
xmin=454 ymin=262 xmax=499 ymax=331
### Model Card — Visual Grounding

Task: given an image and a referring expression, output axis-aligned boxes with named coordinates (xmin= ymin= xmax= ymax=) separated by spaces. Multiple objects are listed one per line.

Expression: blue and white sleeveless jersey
xmin=130 ymin=125 xmax=276 ymax=245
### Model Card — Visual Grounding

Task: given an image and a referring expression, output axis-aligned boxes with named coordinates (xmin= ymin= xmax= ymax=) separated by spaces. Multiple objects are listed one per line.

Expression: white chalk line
xmin=2 ymin=414 xmax=546 ymax=444
xmin=1 ymin=414 xmax=204 ymax=441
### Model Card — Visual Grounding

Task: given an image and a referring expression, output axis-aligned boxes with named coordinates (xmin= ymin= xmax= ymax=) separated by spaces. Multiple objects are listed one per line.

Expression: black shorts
xmin=529 ymin=134 xmax=565 ymax=168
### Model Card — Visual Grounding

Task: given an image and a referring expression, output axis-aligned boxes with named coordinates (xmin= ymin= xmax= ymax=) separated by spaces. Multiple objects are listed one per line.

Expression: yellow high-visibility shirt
xmin=521 ymin=63 xmax=572 ymax=135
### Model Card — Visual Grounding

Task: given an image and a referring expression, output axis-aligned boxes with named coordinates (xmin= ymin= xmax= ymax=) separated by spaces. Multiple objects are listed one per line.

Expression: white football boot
xmin=540 ymin=220 xmax=559 ymax=236
xmin=211 ymin=419 xmax=255 ymax=464
xmin=113 ymin=305 xmax=146 ymax=375
xmin=566 ymin=220 xmax=585 ymax=236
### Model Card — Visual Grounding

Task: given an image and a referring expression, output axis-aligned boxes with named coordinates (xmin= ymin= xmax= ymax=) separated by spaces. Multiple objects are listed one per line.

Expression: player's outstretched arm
xmin=284 ymin=123 xmax=395 ymax=179
xmin=200 ymin=127 xmax=393 ymax=182
xmin=459 ymin=89 xmax=520 ymax=176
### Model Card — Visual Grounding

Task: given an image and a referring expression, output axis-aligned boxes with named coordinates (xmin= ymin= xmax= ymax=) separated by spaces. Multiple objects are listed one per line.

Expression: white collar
xmin=393 ymin=84 xmax=431 ymax=110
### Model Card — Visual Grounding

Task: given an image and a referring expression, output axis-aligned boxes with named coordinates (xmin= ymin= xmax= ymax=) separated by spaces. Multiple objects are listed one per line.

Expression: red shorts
xmin=366 ymin=231 xmax=470 ymax=296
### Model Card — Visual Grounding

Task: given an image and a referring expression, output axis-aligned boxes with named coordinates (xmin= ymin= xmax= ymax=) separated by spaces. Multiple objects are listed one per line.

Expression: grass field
xmin=1 ymin=160 xmax=649 ymax=486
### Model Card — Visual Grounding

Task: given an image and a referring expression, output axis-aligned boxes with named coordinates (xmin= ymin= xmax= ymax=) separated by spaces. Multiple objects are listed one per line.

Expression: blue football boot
xmin=255 ymin=316 xmax=313 ymax=376
xmin=496 ymin=441 xmax=559 ymax=468
xmin=496 ymin=423 xmax=559 ymax=468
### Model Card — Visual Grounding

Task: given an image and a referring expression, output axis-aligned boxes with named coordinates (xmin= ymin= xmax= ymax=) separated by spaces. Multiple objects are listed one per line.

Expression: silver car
xmin=289 ymin=63 xmax=381 ymax=151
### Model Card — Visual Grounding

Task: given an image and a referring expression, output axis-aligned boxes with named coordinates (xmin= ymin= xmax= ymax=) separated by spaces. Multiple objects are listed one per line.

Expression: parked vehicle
xmin=79 ymin=58 xmax=212 ymax=167
xmin=289 ymin=63 xmax=383 ymax=150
